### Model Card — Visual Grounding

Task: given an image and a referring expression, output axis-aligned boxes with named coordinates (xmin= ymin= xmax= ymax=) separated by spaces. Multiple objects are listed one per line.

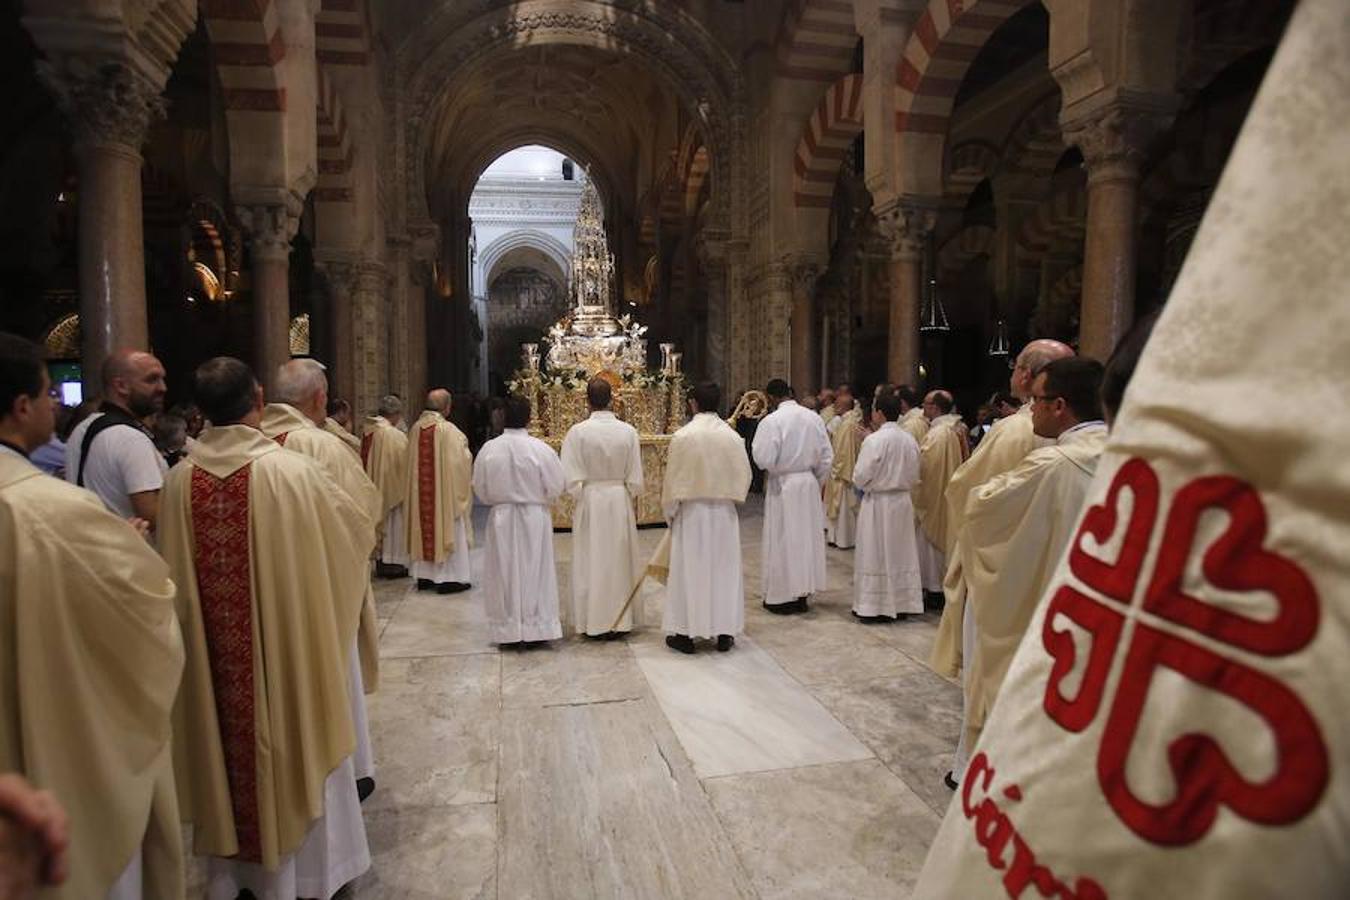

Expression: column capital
xmin=39 ymin=59 xmax=165 ymax=154
xmin=778 ymin=254 xmax=823 ymax=295
xmin=876 ymin=200 xmax=936 ymax=261
xmin=316 ymin=255 xmax=361 ymax=294
xmin=240 ymin=202 xmax=301 ymax=262
xmin=1063 ymin=103 xmax=1173 ymax=185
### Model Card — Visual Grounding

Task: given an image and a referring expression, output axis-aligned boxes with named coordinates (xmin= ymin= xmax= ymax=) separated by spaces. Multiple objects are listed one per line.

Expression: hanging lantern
xmin=919 ymin=275 xmax=951 ymax=333
xmin=988 ymin=319 xmax=1011 ymax=356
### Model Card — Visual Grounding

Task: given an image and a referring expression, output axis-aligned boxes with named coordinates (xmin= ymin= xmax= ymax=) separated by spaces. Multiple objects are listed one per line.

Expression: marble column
xmin=353 ymin=259 xmax=388 ymax=418
xmin=241 ymin=204 xmax=298 ymax=394
xmin=695 ymin=236 xmax=730 ymax=392
xmin=42 ymin=64 xmax=163 ymax=396
xmin=787 ymin=258 xmax=822 ymax=396
xmin=1065 ymin=106 xmax=1166 ymax=360
xmin=319 ymin=258 xmax=358 ymax=406
xmin=878 ymin=205 xmax=935 ymax=385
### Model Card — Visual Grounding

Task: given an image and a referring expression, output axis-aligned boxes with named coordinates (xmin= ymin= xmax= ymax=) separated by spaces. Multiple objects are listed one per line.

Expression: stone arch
xmin=944 ymin=139 xmax=1001 ymax=205
xmin=938 ymin=224 xmax=996 ymax=275
xmin=480 ymin=230 xmax=572 ymax=289
xmin=200 ymin=0 xmax=286 ymax=113
xmin=317 ymin=0 xmax=372 ymax=67
xmin=403 ymin=2 xmax=743 ymax=232
xmin=459 ymin=132 xmax=619 ymax=226
xmin=43 ymin=313 xmax=81 ymax=360
xmin=775 ymin=0 xmax=859 ymax=82
xmin=685 ymin=147 xmax=711 ymax=220
xmin=1002 ymin=91 xmax=1063 ymax=181
xmin=894 ymin=0 xmax=1036 ymax=197
xmin=1018 ymin=180 xmax=1086 ymax=255
xmin=315 ymin=67 xmax=352 ymax=204
xmin=794 ymin=73 xmax=864 ymax=209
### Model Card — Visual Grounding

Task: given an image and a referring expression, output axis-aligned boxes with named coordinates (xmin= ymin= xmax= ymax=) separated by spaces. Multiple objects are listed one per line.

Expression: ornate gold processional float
xmin=508 ymin=177 xmax=686 ymax=527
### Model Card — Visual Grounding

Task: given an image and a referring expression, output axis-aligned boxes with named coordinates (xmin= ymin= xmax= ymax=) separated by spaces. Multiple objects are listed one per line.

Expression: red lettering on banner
xmin=962 ymin=753 xmax=1108 ymax=899
xmin=1040 ymin=458 xmax=1329 ymax=846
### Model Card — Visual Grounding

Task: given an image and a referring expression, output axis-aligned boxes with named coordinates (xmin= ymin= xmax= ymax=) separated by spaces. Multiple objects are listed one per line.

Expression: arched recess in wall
xmin=480 ymin=230 xmax=572 ymax=290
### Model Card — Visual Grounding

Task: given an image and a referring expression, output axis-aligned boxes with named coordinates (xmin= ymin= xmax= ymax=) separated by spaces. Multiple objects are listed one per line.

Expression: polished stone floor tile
xmin=810 ymin=674 xmax=963 ymax=815
xmin=496 ymin=698 xmax=756 ymax=899
xmin=499 ymin=636 xmax=649 ymax=709
xmin=365 ymin=655 xmax=501 ymax=812
xmin=632 ymin=635 xmax=873 ymax=778
xmin=379 ymin=592 xmax=498 ymax=659
xmin=703 ymin=759 xmax=940 ymax=900
xmin=348 ymin=802 xmax=497 ymax=900
xmin=747 ymin=614 xmax=928 ymax=686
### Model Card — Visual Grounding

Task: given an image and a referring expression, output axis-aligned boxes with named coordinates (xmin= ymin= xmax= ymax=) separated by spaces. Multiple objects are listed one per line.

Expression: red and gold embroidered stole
xmin=189 ymin=465 xmax=261 ymax=863
xmin=417 ymin=425 xmax=437 ymax=560
xmin=360 ymin=431 xmax=374 ymax=469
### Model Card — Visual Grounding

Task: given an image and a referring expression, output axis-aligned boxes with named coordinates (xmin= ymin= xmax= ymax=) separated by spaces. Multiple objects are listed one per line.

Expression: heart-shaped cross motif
xmin=1069 ymin=458 xmax=1160 ymax=604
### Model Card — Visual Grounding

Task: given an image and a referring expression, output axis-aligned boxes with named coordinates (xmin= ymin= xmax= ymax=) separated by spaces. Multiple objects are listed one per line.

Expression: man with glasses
xmin=954 ymin=357 xmax=1107 ymax=782
xmin=929 ymin=338 xmax=1072 ymax=789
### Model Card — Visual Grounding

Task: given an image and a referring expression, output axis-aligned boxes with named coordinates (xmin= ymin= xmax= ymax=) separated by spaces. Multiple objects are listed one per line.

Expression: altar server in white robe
xmin=406 ymin=389 xmax=474 ymax=594
xmin=752 ymin=379 xmax=832 ymax=614
xmin=473 ymin=396 xmax=565 ymax=648
xmin=561 ymin=378 xmax=644 ymax=639
xmin=912 ymin=390 xmax=966 ymax=593
xmin=915 ymin=8 xmax=1350 ymax=885
xmin=955 ymin=357 xmax=1108 ymax=786
xmin=852 ymin=390 xmax=923 ymax=621
xmin=662 ymin=382 xmax=753 ymax=653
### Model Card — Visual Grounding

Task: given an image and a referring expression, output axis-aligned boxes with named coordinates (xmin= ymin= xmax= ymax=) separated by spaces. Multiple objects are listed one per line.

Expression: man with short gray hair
xmin=363 ymin=394 xmax=410 ymax=578
xmin=406 ymin=389 xmax=474 ymax=594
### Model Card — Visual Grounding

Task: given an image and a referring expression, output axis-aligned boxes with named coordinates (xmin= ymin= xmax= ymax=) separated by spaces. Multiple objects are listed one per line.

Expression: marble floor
xmin=347 ymin=496 xmax=962 ymax=899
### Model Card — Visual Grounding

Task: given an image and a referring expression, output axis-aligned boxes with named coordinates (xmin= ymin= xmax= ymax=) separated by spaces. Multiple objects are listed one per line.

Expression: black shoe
xmin=944 ymin=771 xmax=959 ymax=791
xmin=763 ymin=601 xmax=795 ymax=615
xmin=522 ymin=640 xmax=551 ymax=650
xmin=716 ymin=634 xmax=734 ymax=652
xmin=416 ymin=578 xmax=434 ymax=591
xmin=791 ymin=597 xmax=810 ymax=614
xmin=436 ymin=581 xmax=471 ymax=594
xmin=498 ymin=641 xmax=523 ymax=651
xmin=356 ymin=776 xmax=375 ymax=802
xmin=585 ymin=630 xmax=626 ymax=641
xmin=924 ymin=590 xmax=946 ymax=611
xmin=665 ymin=634 xmax=696 ymax=654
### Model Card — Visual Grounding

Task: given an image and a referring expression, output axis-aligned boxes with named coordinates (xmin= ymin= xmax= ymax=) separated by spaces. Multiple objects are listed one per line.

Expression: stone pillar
xmin=318 ymin=258 xmax=358 ymax=405
xmin=878 ymin=204 xmax=935 ymax=385
xmin=240 ymin=203 xmax=299 ymax=394
xmin=787 ymin=257 xmax=822 ymax=396
xmin=1065 ymin=106 xmax=1166 ymax=359
xmin=725 ymin=242 xmax=751 ymax=395
xmin=695 ymin=236 xmax=730 ymax=392
xmin=353 ymin=259 xmax=388 ymax=418
xmin=41 ymin=65 xmax=162 ymax=396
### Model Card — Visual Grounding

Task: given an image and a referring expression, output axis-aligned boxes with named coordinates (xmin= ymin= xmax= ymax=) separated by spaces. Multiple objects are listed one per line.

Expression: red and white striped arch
xmin=793 ymin=73 xmax=863 ymax=208
xmin=1018 ymin=182 xmax=1086 ymax=255
xmin=1002 ymin=91 xmax=1064 ymax=180
xmin=894 ymin=0 xmax=1032 ymax=195
xmin=201 ymin=0 xmax=286 ymax=112
xmin=776 ymin=0 xmax=859 ymax=82
xmin=317 ymin=0 xmax=371 ymax=67
xmin=944 ymin=139 xmax=999 ymax=203
xmin=315 ymin=67 xmax=353 ymax=203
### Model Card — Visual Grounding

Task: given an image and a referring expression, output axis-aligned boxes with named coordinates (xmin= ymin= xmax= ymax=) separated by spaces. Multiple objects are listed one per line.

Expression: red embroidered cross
xmin=1040 ymin=457 xmax=1328 ymax=846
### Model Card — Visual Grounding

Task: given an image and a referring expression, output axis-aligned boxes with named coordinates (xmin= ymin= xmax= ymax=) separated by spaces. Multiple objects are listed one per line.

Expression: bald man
xmin=912 ymin=390 xmax=966 ymax=596
xmin=65 ymin=349 xmax=169 ymax=528
xmin=929 ymin=338 xmax=1073 ymax=790
xmin=406 ymin=389 xmax=475 ymax=594
xmin=261 ymin=359 xmax=383 ymax=796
